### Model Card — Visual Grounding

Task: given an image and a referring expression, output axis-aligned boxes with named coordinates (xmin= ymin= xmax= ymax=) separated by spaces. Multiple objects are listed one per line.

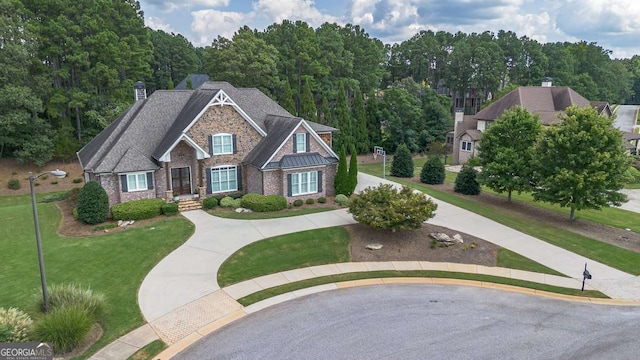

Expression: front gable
xmin=265 ymin=120 xmax=338 ymax=169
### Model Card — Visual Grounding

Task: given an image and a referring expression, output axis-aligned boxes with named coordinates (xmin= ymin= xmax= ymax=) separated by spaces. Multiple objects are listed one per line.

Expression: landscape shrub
xmin=72 ymin=178 xmax=83 ymax=184
xmin=624 ymin=166 xmax=640 ymax=184
xmin=42 ymin=192 xmax=67 ymax=203
xmin=335 ymin=194 xmax=349 ymax=206
xmin=219 ymin=196 xmax=241 ymax=208
xmin=32 ymin=306 xmax=92 ymax=354
xmin=391 ymin=143 xmax=414 ymax=177
xmin=7 ymin=178 xmax=20 ymax=190
xmin=77 ymin=181 xmax=109 ymax=225
xmin=50 ymin=181 xmax=58 ymax=185
xmin=0 ymin=307 xmax=33 ymax=342
xmin=317 ymin=197 xmax=327 ymax=203
xmin=420 ymin=156 xmax=446 ymax=184
xmin=202 ymin=197 xmax=218 ymax=209
xmin=111 ymin=199 xmax=164 ymax=221
xmin=240 ymin=194 xmax=287 ymax=212
xmin=161 ymin=203 xmax=179 ymax=216
xmin=33 ymin=283 xmax=107 ymax=323
xmin=293 ymin=199 xmax=304 ymax=207
xmin=454 ymin=165 xmax=481 ymax=195
xmin=212 ymin=192 xmax=244 ymax=202
xmin=466 ymin=156 xmax=481 ymax=167
xmin=306 ymin=198 xmax=315 ymax=205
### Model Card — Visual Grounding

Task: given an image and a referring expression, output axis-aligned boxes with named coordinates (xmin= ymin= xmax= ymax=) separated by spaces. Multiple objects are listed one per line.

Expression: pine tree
xmin=421 ymin=156 xmax=445 ymax=184
xmin=299 ymin=78 xmax=317 ymax=122
xmin=333 ymin=82 xmax=352 ymax=151
xmin=319 ymin=95 xmax=332 ymax=125
xmin=352 ymin=89 xmax=369 ymax=153
xmin=186 ymin=74 xmax=193 ymax=90
xmin=167 ymin=77 xmax=174 ymax=89
xmin=334 ymin=145 xmax=350 ymax=196
xmin=348 ymin=145 xmax=358 ymax=195
xmin=391 ymin=143 xmax=414 ymax=177
xmin=280 ymin=80 xmax=296 ymax=115
xmin=454 ymin=165 xmax=481 ymax=195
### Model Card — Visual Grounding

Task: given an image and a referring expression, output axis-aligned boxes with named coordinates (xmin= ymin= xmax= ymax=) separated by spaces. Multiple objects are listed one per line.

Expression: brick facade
xmin=246 ymin=165 xmax=264 ymax=194
xmin=272 ymin=127 xmax=333 ymax=163
xmin=167 ymin=141 xmax=197 ymax=194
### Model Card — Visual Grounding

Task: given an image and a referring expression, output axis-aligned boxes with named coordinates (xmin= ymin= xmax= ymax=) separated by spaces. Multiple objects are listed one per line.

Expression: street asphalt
xmin=173 ymin=284 xmax=640 ymax=360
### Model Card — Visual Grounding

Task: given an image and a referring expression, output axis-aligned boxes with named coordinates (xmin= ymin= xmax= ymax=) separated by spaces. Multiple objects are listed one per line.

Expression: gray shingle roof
xmin=475 ymin=86 xmax=592 ymax=125
xmin=175 ymin=74 xmax=210 ymax=90
xmin=244 ymin=115 xmax=300 ymax=168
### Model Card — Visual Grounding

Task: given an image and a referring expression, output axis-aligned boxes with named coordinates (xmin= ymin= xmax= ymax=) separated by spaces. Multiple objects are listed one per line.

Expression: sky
xmin=140 ymin=0 xmax=640 ymax=59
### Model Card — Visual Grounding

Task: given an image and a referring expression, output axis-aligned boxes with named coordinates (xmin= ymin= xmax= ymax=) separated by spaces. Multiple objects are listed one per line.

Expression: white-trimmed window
xmin=461 ymin=141 xmax=472 ymax=152
xmin=291 ymin=171 xmax=318 ymax=196
xmin=211 ymin=166 xmax=237 ymax=193
xmin=295 ymin=133 xmax=307 ymax=153
xmin=212 ymin=133 xmax=233 ymax=155
xmin=127 ymin=172 xmax=148 ymax=191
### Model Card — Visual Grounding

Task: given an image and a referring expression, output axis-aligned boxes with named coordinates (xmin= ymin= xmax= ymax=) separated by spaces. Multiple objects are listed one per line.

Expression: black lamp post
xmin=29 ymin=169 xmax=67 ymax=312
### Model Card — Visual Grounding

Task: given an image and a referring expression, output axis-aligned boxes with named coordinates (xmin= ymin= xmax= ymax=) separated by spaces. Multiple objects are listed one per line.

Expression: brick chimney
xmin=134 ymin=81 xmax=147 ymax=102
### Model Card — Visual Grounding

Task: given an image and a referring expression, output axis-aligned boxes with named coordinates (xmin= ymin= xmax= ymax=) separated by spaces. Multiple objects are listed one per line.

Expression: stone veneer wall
xmin=271 ymin=127 xmax=333 ymax=163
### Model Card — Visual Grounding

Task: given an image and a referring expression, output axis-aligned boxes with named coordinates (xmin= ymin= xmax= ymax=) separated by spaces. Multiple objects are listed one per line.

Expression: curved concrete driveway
xmin=136 ymin=172 xmax=640 ymax=347
xmin=614 ymin=105 xmax=639 ymax=132
xmin=174 ymin=284 xmax=640 ymax=360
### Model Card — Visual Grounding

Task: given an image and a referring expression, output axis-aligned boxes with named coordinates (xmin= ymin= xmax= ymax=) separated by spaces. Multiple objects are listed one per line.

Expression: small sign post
xmin=374 ymin=146 xmax=386 ymax=179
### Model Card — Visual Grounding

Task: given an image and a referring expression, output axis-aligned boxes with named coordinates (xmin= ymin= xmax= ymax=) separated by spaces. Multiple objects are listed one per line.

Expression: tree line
xmin=3 ymin=0 xmax=640 ymax=165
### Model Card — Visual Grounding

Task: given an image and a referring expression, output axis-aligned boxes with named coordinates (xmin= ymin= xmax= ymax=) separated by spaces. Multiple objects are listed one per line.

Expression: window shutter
xmin=236 ymin=166 xmax=242 ymax=191
xmin=120 ymin=175 xmax=128 ymax=192
xmin=287 ymin=174 xmax=292 ymax=197
xmin=232 ymin=134 xmax=237 ymax=154
xmin=305 ymin=133 xmax=310 ymax=152
xmin=293 ymin=134 xmax=297 ymax=153
xmin=147 ymin=172 xmax=154 ymax=190
xmin=206 ymin=168 xmax=212 ymax=194
xmin=318 ymin=170 xmax=323 ymax=192
xmin=208 ymin=135 xmax=213 ymax=155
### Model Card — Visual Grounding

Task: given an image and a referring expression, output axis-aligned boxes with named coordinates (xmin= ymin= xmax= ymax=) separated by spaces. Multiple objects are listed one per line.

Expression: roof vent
xmin=541 ymin=77 xmax=553 ymax=87
xmin=134 ymin=81 xmax=147 ymax=101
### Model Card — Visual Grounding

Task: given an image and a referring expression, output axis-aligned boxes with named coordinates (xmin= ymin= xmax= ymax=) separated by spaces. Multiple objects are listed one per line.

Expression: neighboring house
xmin=175 ymin=74 xmax=210 ymax=90
xmin=453 ymin=81 xmax=613 ymax=164
xmin=77 ymin=81 xmax=338 ymax=207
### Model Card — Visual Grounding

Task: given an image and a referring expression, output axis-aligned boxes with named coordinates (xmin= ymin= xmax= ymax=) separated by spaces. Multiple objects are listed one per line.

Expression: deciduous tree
xmin=478 ymin=106 xmax=542 ymax=202
xmin=533 ymin=106 xmax=629 ymax=221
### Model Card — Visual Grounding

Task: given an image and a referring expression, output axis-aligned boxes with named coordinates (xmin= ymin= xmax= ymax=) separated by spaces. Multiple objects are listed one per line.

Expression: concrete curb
xmin=154 ymin=276 xmax=640 ymax=360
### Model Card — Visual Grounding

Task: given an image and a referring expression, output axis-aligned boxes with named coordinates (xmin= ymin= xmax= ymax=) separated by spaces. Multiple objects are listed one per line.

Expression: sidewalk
xmin=92 ymin=172 xmax=640 ymax=359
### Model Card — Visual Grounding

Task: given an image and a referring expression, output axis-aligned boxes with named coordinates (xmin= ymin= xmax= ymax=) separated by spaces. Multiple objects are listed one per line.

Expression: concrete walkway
xmin=92 ymin=172 xmax=640 ymax=359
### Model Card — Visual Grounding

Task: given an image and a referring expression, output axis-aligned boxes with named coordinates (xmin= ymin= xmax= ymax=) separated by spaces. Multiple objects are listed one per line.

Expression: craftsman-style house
xmin=78 ymin=81 xmax=338 ymax=206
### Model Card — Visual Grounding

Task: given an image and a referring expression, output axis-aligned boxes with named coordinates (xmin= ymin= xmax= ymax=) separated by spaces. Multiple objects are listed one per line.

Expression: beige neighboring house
xmin=77 ymin=81 xmax=338 ymax=207
xmin=453 ymin=81 xmax=613 ymax=164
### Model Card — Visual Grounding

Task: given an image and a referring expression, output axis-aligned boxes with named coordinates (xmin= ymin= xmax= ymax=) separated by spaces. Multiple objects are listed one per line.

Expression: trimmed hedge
xmin=306 ymin=198 xmax=315 ymax=204
xmin=335 ymin=194 xmax=349 ymax=206
xmin=7 ymin=178 xmax=20 ymax=190
xmin=161 ymin=203 xmax=179 ymax=216
xmin=203 ymin=197 xmax=218 ymax=209
xmin=293 ymin=199 xmax=304 ymax=207
xmin=111 ymin=199 xmax=164 ymax=220
xmin=240 ymin=194 xmax=287 ymax=212
xmin=212 ymin=192 xmax=244 ymax=202
xmin=220 ymin=197 xmax=241 ymax=208
xmin=318 ymin=197 xmax=327 ymax=203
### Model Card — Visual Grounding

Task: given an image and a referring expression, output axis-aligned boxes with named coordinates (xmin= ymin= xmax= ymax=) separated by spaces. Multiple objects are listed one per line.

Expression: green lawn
xmin=218 ymin=226 xmax=568 ymax=288
xmin=210 ymin=206 xmax=338 ymax=219
xmin=0 ymin=195 xmax=194 ymax=357
xmin=238 ymin=271 xmax=607 ymax=306
xmin=217 ymin=227 xmax=351 ymax=287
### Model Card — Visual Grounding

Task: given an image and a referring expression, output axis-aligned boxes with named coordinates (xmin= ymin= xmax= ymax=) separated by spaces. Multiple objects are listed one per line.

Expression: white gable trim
xmin=260 ymin=119 xmax=338 ymax=169
xmin=158 ymin=134 xmax=210 ymax=162
xmin=182 ymin=89 xmax=267 ymax=137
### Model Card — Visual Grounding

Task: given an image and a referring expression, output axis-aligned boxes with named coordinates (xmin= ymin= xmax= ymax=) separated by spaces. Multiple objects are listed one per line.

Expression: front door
xmin=171 ymin=167 xmax=191 ymax=195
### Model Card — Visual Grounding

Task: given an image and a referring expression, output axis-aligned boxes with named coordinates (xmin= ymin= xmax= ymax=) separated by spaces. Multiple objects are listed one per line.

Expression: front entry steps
xmin=177 ymin=198 xmax=202 ymax=212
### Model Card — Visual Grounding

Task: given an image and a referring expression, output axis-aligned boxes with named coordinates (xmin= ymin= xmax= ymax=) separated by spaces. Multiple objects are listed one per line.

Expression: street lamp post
xmin=30 ymin=169 xmax=67 ymax=313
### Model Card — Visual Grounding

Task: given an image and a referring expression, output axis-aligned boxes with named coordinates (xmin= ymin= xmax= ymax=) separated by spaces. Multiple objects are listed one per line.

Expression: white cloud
xmin=191 ymin=9 xmax=251 ymax=46
xmin=192 ymin=0 xmax=230 ymax=6
xmin=252 ymin=0 xmax=339 ymax=26
xmin=145 ymin=16 xmax=176 ymax=33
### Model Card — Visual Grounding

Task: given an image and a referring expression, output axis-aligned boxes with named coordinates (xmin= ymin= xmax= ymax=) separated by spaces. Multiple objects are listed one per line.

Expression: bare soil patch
xmin=348 ymin=223 xmax=498 ymax=266
xmin=0 ymin=158 xmax=83 ymax=196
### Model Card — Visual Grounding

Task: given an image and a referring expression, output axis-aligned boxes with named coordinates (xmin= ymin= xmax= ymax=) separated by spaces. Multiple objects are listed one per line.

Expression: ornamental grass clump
xmin=33 ymin=283 xmax=106 ymax=323
xmin=32 ymin=306 xmax=92 ymax=354
xmin=0 ymin=307 xmax=33 ymax=342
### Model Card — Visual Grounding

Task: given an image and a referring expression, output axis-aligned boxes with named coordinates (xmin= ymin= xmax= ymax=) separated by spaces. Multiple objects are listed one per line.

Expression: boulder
xmin=452 ymin=234 xmax=464 ymax=243
xmin=430 ymin=232 xmax=451 ymax=242
xmin=366 ymin=243 xmax=383 ymax=250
